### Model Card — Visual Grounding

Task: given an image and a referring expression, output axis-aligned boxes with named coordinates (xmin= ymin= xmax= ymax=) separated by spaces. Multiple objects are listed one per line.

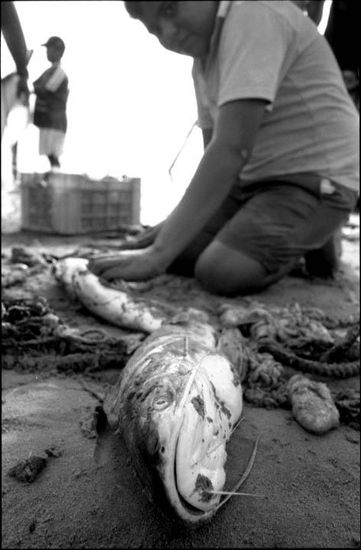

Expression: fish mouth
xmin=158 ymin=355 xmax=237 ymax=523
xmin=172 ymin=435 xmax=219 ymax=521
xmin=174 ymin=487 xmax=211 ymax=520
xmin=162 ymin=395 xmax=225 ymax=522
xmin=131 ymin=348 xmax=242 ymax=523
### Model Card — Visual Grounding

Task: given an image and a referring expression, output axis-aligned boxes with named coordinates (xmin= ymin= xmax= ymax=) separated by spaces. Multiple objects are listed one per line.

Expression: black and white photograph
xmin=1 ymin=1 xmax=359 ymax=548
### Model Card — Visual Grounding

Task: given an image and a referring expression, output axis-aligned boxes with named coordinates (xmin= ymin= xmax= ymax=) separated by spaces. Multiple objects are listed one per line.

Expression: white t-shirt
xmin=192 ymin=0 xmax=359 ymax=192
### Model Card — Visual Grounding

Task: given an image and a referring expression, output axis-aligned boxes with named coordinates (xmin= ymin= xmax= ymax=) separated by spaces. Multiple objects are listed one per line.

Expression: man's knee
xmin=194 ymin=242 xmax=269 ymax=296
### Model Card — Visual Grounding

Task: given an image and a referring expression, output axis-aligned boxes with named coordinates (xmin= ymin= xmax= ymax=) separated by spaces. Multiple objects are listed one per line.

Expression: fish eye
xmin=153 ymin=396 xmax=171 ymax=410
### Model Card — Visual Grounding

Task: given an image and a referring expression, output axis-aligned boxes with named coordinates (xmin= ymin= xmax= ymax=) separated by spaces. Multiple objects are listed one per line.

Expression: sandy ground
xmin=1 ymin=224 xmax=360 ymax=549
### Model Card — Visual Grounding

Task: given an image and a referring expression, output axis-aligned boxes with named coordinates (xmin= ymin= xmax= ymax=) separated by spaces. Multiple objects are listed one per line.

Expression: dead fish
xmin=54 ymin=257 xmax=258 ymax=522
xmin=94 ymin=315 xmax=249 ymax=524
xmin=53 ymin=257 xmax=167 ymax=333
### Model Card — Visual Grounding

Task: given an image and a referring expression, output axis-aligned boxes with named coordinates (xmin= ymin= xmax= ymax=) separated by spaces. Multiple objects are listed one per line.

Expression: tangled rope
xmin=257 ymin=342 xmax=359 ymax=378
xmin=242 ymin=352 xmax=289 ymax=409
xmin=257 ymin=321 xmax=360 ymax=379
xmin=332 ymin=388 xmax=360 ymax=430
xmin=2 ymin=295 xmax=359 ymax=428
xmin=1 ymin=297 xmax=143 ymax=374
xmin=219 ymin=302 xmax=360 ymax=424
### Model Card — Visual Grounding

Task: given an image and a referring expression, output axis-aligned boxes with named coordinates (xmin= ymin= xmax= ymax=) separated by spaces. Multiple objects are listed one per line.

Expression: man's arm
xmin=305 ymin=1 xmax=325 ymax=26
xmin=1 ymin=2 xmax=28 ymax=77
xmin=88 ymin=98 xmax=267 ymax=281
xmin=202 ymin=128 xmax=213 ymax=150
xmin=110 ymin=127 xmax=214 ymax=253
xmin=152 ymin=98 xmax=267 ymax=269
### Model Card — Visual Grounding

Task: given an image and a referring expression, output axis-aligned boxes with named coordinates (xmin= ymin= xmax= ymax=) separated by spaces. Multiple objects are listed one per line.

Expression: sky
xmin=1 ymin=1 xmax=332 ymax=226
xmin=1 ymin=1 xmax=204 ymax=225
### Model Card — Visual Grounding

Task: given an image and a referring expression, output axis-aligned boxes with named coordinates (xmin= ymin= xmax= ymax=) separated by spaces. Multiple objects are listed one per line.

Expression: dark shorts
xmin=170 ymin=177 xmax=358 ymax=275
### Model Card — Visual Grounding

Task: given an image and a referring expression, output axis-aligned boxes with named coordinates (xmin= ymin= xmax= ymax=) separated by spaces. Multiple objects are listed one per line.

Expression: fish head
xmin=52 ymin=257 xmax=89 ymax=299
xmin=105 ymin=329 xmax=243 ymax=524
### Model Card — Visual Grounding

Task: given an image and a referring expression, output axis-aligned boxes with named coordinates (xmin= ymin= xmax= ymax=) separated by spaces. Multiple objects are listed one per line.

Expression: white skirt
xmin=39 ymin=128 xmax=65 ymax=156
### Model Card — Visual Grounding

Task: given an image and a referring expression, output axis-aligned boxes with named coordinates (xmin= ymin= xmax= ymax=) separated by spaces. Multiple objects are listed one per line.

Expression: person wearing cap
xmin=33 ymin=36 xmax=69 ymax=170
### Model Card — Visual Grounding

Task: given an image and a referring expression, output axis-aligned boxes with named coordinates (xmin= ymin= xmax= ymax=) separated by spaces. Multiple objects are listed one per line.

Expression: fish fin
xmin=169 ymin=308 xmax=210 ymax=325
xmin=217 ymin=328 xmax=249 ymax=382
xmin=93 ymin=405 xmax=114 ymax=465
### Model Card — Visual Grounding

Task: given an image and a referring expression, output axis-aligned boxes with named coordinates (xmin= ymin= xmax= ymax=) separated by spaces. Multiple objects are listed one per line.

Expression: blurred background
xmin=1 ymin=1 xmax=332 ymax=226
xmin=1 ymin=1 xmax=205 ymax=226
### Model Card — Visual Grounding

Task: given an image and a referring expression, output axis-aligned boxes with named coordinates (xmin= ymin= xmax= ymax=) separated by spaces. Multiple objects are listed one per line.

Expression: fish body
xmin=100 ymin=320 xmax=243 ymax=523
xmin=53 ymin=257 xmax=166 ymax=333
xmin=54 ymin=258 xmax=244 ymax=522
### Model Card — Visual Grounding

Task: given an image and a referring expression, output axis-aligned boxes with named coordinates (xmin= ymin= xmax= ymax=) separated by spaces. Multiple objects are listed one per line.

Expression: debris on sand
xmin=1 ymin=296 xmax=142 ymax=374
xmin=44 ymin=445 xmax=63 ymax=458
xmin=8 ymin=456 xmax=47 ymax=483
xmin=79 ymin=407 xmax=98 ymax=439
xmin=10 ymin=246 xmax=48 ymax=267
xmin=287 ymin=375 xmax=340 ymax=434
xmin=341 ymin=215 xmax=359 ymax=242
xmin=1 ymin=247 xmax=51 ymax=289
xmin=333 ymin=389 xmax=360 ymax=431
xmin=2 ymin=265 xmax=28 ymax=288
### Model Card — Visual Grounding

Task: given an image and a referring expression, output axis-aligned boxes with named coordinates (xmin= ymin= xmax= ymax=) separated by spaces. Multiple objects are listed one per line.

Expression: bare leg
xmin=195 ymin=240 xmax=297 ymax=296
xmin=304 ymin=229 xmax=342 ymax=278
xmin=48 ymin=154 xmax=60 ymax=168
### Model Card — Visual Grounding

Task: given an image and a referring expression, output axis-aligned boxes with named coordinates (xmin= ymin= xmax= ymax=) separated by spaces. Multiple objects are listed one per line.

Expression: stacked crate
xmin=20 ymin=172 xmax=141 ymax=234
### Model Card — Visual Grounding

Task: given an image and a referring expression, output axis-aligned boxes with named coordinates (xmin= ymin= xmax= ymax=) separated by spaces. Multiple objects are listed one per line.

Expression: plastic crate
xmin=20 ymin=172 xmax=141 ymax=234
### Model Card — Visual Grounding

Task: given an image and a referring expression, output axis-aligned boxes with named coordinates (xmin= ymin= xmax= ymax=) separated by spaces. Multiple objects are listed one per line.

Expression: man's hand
xmin=88 ymin=245 xmax=166 ymax=281
xmin=117 ymin=222 xmax=163 ymax=251
xmin=16 ymin=74 xmax=30 ymax=104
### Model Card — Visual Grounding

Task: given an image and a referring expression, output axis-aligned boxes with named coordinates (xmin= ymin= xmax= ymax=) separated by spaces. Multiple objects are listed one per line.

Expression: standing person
xmin=89 ymin=1 xmax=358 ymax=296
xmin=33 ymin=36 xmax=69 ymax=170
